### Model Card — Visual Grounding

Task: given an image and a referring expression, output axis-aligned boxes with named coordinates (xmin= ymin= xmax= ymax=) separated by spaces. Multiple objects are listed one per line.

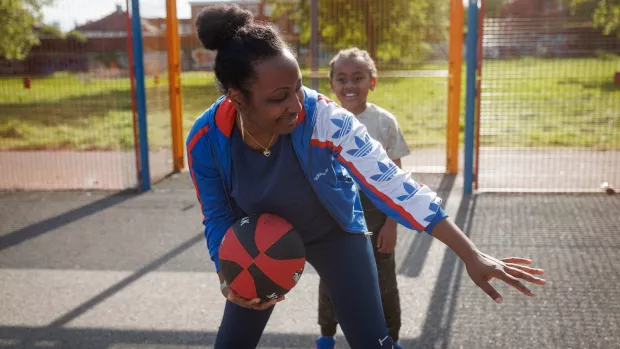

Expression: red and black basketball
xmin=219 ymin=214 xmax=305 ymax=301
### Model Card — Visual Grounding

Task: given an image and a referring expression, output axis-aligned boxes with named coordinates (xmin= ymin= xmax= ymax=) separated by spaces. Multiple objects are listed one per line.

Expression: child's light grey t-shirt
xmin=356 ymin=103 xmax=411 ymax=161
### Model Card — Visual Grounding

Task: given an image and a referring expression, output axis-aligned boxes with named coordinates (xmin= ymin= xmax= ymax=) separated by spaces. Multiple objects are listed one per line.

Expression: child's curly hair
xmin=328 ymin=47 xmax=377 ymax=79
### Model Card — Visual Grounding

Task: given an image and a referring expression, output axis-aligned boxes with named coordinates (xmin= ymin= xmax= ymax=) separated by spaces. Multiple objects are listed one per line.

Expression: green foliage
xmin=483 ymin=0 xmax=512 ymax=18
xmin=66 ymin=30 xmax=87 ymax=43
xmin=561 ymin=0 xmax=620 ymax=36
xmin=38 ymin=25 xmax=87 ymax=42
xmin=37 ymin=23 xmax=64 ymax=38
xmin=0 ymin=0 xmax=54 ymax=60
xmin=268 ymin=0 xmax=449 ymax=67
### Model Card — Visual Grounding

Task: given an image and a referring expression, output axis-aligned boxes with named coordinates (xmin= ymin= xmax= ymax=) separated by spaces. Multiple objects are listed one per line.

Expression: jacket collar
xmin=212 ymin=92 xmax=308 ymax=138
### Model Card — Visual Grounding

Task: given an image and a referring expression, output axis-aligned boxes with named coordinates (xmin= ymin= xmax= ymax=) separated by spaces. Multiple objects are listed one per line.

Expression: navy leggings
xmin=214 ymin=229 xmax=394 ymax=349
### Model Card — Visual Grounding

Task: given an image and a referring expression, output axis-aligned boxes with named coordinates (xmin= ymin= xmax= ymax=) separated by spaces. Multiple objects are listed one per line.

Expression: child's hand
xmin=377 ymin=222 xmax=397 ymax=254
xmin=464 ymin=252 xmax=546 ymax=303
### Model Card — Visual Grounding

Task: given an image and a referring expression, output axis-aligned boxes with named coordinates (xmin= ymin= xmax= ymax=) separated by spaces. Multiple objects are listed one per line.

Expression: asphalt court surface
xmin=1 ymin=174 xmax=618 ymax=348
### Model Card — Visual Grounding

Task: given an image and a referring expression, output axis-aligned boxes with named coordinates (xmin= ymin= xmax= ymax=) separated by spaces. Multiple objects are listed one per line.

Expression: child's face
xmin=330 ymin=57 xmax=376 ymax=114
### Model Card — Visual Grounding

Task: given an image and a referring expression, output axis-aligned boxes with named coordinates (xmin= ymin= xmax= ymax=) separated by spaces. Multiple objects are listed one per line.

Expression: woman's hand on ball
xmin=222 ymin=285 xmax=284 ymax=310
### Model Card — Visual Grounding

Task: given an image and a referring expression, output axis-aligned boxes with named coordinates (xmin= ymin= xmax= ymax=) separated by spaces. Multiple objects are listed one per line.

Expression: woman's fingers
xmin=251 ymin=296 xmax=284 ymax=310
xmin=227 ymin=290 xmax=284 ymax=310
xmin=227 ymin=291 xmax=256 ymax=307
xmin=505 ymin=263 xmax=546 ymax=276
xmin=470 ymin=254 xmax=545 ymax=302
xmin=504 ymin=266 xmax=547 ymax=285
xmin=501 ymin=257 xmax=533 ymax=265
xmin=475 ymin=278 xmax=503 ymax=304
xmin=252 ymin=300 xmax=274 ymax=310
xmin=495 ymin=269 xmax=536 ymax=296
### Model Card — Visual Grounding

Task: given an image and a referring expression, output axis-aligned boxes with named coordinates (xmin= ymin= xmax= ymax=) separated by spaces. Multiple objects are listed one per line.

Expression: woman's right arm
xmin=187 ymin=127 xmax=236 ymax=273
xmin=187 ymin=127 xmax=281 ymax=310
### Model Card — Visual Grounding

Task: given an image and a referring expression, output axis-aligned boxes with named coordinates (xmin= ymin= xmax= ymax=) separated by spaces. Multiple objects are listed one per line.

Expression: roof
xmin=74 ymin=5 xmax=187 ymax=35
xmin=189 ymin=0 xmax=262 ymax=5
xmin=75 ymin=6 xmax=127 ymax=32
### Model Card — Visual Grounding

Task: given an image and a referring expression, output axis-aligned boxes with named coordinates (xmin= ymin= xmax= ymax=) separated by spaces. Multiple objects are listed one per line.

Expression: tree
xmin=37 ymin=23 xmax=63 ymax=39
xmin=269 ymin=0 xmax=449 ymax=68
xmin=483 ymin=0 xmax=512 ymax=18
xmin=561 ymin=0 xmax=620 ymax=36
xmin=0 ymin=0 xmax=54 ymax=60
xmin=66 ymin=30 xmax=87 ymax=44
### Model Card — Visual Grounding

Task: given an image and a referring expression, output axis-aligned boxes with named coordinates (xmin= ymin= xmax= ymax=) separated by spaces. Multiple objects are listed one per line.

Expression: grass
xmin=478 ymin=57 xmax=620 ymax=149
xmin=0 ymin=57 xmax=618 ymax=151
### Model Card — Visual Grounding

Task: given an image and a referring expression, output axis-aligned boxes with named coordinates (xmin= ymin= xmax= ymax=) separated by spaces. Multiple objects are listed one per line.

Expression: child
xmin=316 ymin=48 xmax=411 ymax=349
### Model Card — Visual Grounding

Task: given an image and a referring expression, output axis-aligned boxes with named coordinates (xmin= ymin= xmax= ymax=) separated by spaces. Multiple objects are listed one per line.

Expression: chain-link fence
xmin=302 ymin=0 xmax=452 ymax=172
xmin=182 ymin=0 xmax=454 ymax=173
xmin=0 ymin=3 xmax=138 ymax=190
xmin=1 ymin=0 xmax=462 ymax=189
xmin=0 ymin=1 xmax=181 ymax=190
xmin=476 ymin=5 xmax=620 ymax=192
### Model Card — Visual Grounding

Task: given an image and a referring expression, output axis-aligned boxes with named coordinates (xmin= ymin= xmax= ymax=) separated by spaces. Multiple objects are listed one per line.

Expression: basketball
xmin=219 ymin=214 xmax=306 ymax=301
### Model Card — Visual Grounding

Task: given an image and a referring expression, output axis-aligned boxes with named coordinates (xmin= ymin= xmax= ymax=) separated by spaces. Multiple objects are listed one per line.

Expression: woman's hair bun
xmin=195 ymin=4 xmax=253 ymax=51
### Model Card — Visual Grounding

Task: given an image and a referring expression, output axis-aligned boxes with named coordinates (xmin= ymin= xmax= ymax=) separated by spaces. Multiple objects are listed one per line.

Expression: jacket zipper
xmin=298 ymin=117 xmax=357 ymax=234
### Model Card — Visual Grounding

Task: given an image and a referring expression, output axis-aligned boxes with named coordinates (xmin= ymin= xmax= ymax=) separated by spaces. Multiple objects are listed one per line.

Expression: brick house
xmin=75 ymin=5 xmax=205 ymax=75
xmin=1 ymin=1 xmax=302 ymax=75
xmin=1 ymin=5 xmax=196 ymax=76
xmin=484 ymin=0 xmax=619 ymax=58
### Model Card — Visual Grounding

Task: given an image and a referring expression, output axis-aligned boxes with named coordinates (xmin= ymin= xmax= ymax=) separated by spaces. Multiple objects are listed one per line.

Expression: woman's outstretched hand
xmin=464 ymin=252 xmax=546 ymax=303
xmin=430 ymin=218 xmax=546 ymax=303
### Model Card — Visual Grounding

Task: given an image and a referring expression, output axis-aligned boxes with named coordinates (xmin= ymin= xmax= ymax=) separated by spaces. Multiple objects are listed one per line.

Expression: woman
xmin=187 ymin=5 xmax=545 ymax=349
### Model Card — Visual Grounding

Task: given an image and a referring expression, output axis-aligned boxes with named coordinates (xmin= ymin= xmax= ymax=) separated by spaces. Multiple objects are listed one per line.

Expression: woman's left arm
xmin=318 ymin=101 xmax=443 ymax=234
xmin=319 ymin=101 xmax=546 ymax=302
xmin=431 ymin=218 xmax=546 ymax=303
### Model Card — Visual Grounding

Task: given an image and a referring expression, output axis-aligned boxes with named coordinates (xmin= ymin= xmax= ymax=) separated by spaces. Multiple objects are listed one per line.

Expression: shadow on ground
xmin=3 ymin=174 xmax=618 ymax=348
xmin=0 ymin=173 xmax=474 ymax=348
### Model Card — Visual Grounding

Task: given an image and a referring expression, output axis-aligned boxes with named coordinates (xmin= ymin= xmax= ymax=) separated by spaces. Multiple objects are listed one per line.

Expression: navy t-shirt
xmin=230 ymin=127 xmax=340 ymax=242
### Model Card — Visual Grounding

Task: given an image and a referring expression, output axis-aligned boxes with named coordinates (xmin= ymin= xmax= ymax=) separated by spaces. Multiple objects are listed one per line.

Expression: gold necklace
xmin=238 ymin=114 xmax=276 ymax=157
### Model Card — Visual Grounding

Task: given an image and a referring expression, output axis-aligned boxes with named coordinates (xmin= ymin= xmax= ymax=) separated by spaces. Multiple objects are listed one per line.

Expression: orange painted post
xmin=166 ymin=0 xmax=184 ymax=171
xmin=446 ymin=0 xmax=464 ymax=174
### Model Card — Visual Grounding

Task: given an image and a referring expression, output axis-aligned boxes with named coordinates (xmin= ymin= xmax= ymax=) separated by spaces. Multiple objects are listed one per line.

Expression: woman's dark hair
xmin=195 ymin=4 xmax=287 ymax=95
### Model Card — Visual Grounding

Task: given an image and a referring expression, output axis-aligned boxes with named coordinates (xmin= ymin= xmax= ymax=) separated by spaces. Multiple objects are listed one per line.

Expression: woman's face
xmin=232 ymin=49 xmax=304 ymax=135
